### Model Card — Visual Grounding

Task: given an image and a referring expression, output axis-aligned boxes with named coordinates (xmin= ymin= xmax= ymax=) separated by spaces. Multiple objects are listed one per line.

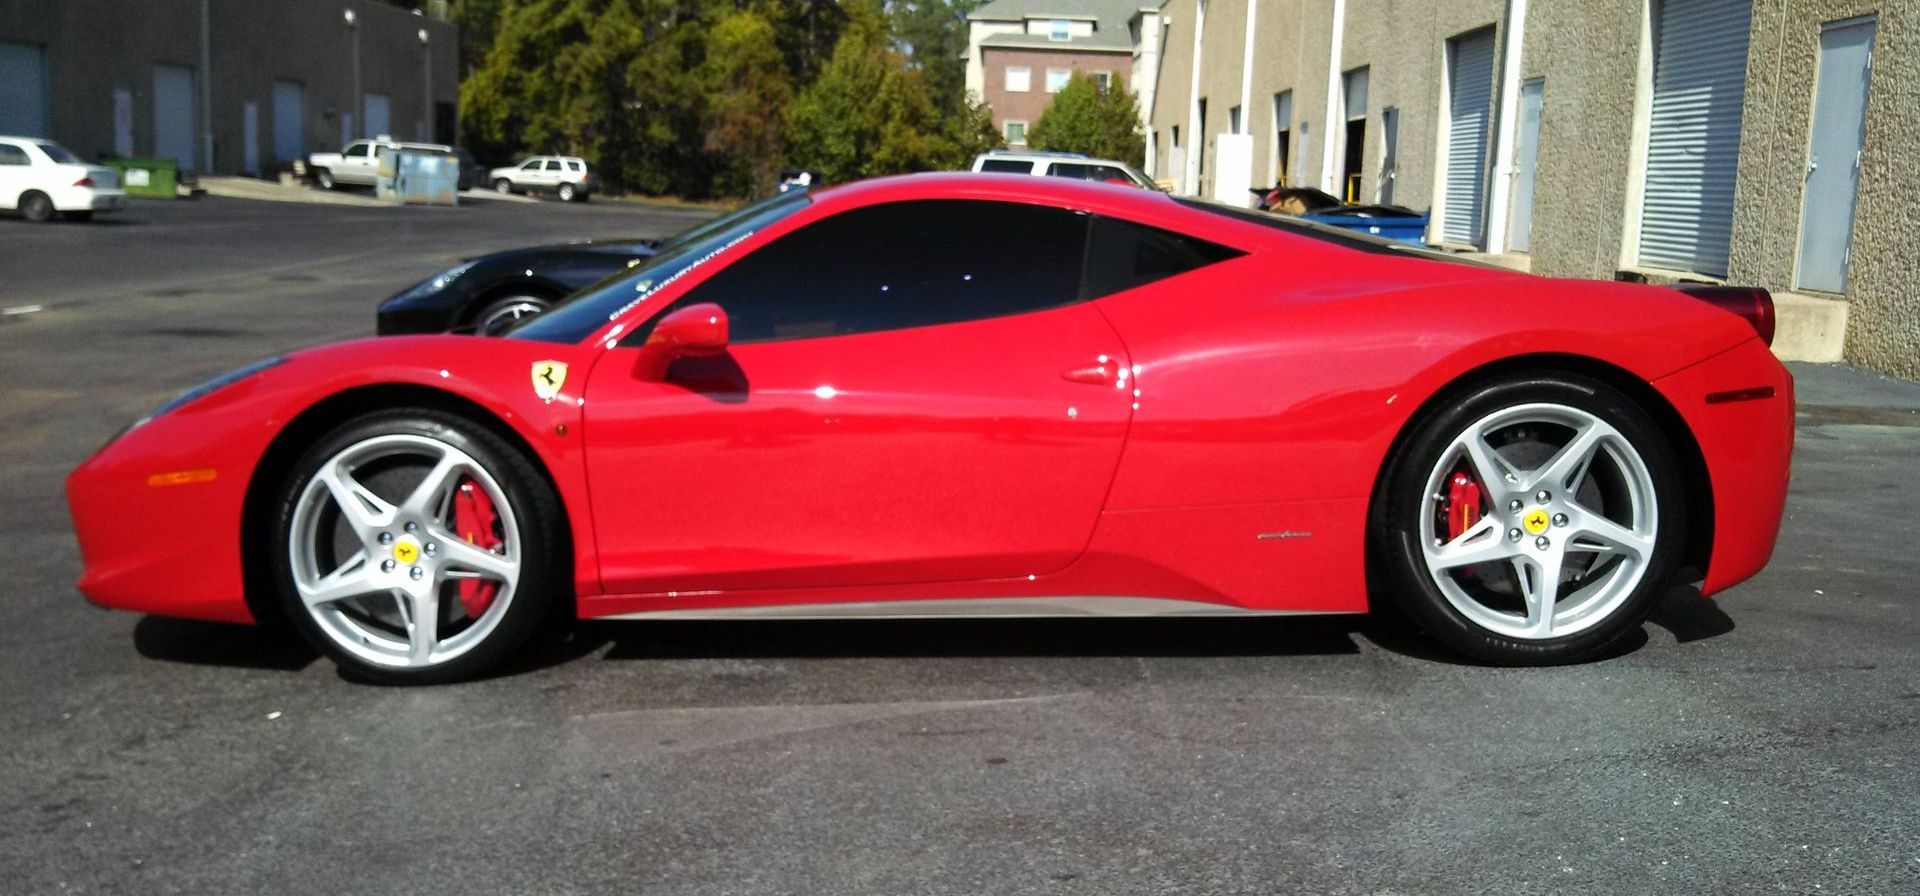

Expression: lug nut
xmin=1535 ymin=536 xmax=1551 ymax=550
xmin=378 ymin=532 xmax=394 ymax=545
xmin=1553 ymin=513 xmax=1569 ymax=527
xmin=408 ymin=566 xmax=424 ymax=580
xmin=424 ymin=542 xmax=438 ymax=556
xmin=380 ymin=559 xmax=396 ymax=572
xmin=404 ymin=521 xmax=420 ymax=534
xmin=1507 ymin=528 xmax=1523 ymax=542
xmin=1508 ymin=499 xmax=1523 ymax=513
xmin=1535 ymin=490 xmax=1551 ymax=502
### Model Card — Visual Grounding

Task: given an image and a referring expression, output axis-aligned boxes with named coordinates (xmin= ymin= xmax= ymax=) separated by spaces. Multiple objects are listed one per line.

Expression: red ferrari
xmin=67 ymin=174 xmax=1793 ymax=682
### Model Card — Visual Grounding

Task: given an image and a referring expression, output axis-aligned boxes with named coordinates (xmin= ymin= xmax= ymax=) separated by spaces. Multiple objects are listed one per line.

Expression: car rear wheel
xmin=19 ymin=191 xmax=54 ymax=223
xmin=474 ymin=295 xmax=552 ymax=336
xmin=271 ymin=410 xmax=563 ymax=683
xmin=556 ymin=183 xmax=576 ymax=202
xmin=493 ymin=178 xmax=513 ymax=194
xmin=1375 ymin=374 xmax=1685 ymax=664
xmin=315 ymin=169 xmax=335 ymax=190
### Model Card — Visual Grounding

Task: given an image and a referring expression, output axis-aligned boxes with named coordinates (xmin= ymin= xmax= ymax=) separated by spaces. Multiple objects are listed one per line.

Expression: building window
xmin=1046 ymin=68 xmax=1071 ymax=93
xmin=1005 ymin=66 xmax=1030 ymax=93
xmin=1229 ymin=105 xmax=1242 ymax=134
xmin=1171 ymin=125 xmax=1180 ymax=148
xmin=1094 ymin=71 xmax=1112 ymax=93
xmin=1005 ymin=120 xmax=1028 ymax=145
xmin=1050 ymin=19 xmax=1070 ymax=41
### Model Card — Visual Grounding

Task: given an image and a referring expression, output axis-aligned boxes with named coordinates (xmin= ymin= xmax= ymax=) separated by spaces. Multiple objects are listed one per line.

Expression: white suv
xmin=0 ymin=136 xmax=127 ymax=223
xmin=488 ymin=156 xmax=593 ymax=202
xmin=971 ymin=150 xmax=1160 ymax=190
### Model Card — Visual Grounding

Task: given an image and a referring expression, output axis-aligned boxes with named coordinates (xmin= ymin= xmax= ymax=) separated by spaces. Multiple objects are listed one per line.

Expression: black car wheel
xmin=20 ymin=191 xmax=55 ymax=223
xmin=474 ymin=295 xmax=552 ymax=336
xmin=315 ymin=169 xmax=336 ymax=190
xmin=493 ymin=178 xmax=514 ymax=195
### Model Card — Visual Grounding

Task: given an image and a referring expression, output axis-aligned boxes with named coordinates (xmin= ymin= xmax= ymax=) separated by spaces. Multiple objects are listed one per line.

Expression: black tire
xmin=20 ymin=191 xmax=54 ymax=222
xmin=472 ymin=294 xmax=553 ymax=336
xmin=1373 ymin=373 xmax=1687 ymax=665
xmin=270 ymin=409 xmax=566 ymax=684
xmin=315 ymin=169 xmax=336 ymax=190
xmin=493 ymin=178 xmax=514 ymax=194
xmin=63 ymin=210 xmax=95 ymax=222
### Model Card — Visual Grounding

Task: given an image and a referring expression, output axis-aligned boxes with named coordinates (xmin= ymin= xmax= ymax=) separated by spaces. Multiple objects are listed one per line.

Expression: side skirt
xmin=598 ymin=596 xmax=1357 ymax=621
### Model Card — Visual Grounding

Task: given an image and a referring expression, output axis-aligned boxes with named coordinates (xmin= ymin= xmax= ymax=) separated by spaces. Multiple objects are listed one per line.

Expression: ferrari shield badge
xmin=531 ymin=360 xmax=568 ymax=402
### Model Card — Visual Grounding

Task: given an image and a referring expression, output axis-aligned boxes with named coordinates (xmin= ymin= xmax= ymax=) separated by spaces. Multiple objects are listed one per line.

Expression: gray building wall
xmin=0 ymin=0 xmax=458 ymax=174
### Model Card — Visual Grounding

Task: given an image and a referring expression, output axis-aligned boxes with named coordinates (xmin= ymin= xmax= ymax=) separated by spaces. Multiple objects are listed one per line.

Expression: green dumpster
xmin=102 ymin=157 xmax=180 ymax=199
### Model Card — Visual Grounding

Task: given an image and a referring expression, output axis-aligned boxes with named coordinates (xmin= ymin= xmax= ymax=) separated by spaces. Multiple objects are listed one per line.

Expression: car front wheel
xmin=272 ymin=410 xmax=564 ymax=683
xmin=1375 ymin=374 xmax=1685 ymax=665
xmin=315 ymin=169 xmax=335 ymax=190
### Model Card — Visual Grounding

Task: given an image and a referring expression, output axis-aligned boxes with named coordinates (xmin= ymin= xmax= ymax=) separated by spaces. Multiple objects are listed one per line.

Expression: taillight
xmin=1676 ymin=285 xmax=1775 ymax=347
xmin=73 ymin=176 xmax=94 ymax=187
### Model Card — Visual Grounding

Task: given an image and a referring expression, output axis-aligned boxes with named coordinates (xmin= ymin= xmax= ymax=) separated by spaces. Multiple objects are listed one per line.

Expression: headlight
xmin=395 ymin=261 xmax=476 ymax=300
xmin=129 ymin=356 xmax=286 ymax=431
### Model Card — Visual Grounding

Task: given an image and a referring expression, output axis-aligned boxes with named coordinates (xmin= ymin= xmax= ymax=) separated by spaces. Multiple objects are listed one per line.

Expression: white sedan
xmin=0 ymin=136 xmax=127 ymax=222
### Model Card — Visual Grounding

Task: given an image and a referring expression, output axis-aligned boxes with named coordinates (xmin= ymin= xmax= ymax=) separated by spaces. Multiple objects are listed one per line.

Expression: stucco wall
xmin=1731 ymin=0 xmax=1920 ymax=378
xmin=0 ymin=0 xmax=458 ymax=173
xmin=1148 ymin=0 xmax=1197 ymax=183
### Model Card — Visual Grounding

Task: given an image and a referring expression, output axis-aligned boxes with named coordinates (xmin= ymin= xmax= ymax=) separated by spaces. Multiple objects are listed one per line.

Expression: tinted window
xmin=511 ymin=191 xmax=812 ymax=344
xmin=978 ymin=159 xmax=1032 ymax=174
xmin=1173 ymin=197 xmax=1495 ymax=267
xmin=565 ymin=160 xmax=583 ymax=171
xmin=35 ymin=142 xmax=80 ymax=164
xmin=666 ymin=200 xmax=1088 ymax=344
xmin=520 ymin=160 xmax=541 ymax=170
xmin=543 ymin=160 xmax=563 ymax=171
xmin=345 ymin=143 xmax=369 ymax=157
xmin=1083 ymin=216 xmax=1242 ymax=299
xmin=0 ymin=144 xmax=27 ymax=166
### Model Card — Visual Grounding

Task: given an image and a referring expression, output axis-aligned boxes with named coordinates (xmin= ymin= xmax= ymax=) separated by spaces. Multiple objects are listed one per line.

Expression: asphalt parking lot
xmin=2 ymin=197 xmax=1917 ymax=895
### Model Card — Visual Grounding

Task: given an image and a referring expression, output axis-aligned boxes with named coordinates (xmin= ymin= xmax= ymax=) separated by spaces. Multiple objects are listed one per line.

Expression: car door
xmin=0 ymin=141 xmax=29 ymax=209
xmin=513 ymin=159 xmax=543 ymax=189
xmin=581 ymin=198 xmax=1133 ymax=595
xmin=338 ymin=141 xmax=375 ymax=183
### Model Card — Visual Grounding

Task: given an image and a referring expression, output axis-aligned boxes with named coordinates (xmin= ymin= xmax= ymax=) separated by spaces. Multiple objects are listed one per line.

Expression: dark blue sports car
xmin=375 ymin=238 xmax=661 ymax=336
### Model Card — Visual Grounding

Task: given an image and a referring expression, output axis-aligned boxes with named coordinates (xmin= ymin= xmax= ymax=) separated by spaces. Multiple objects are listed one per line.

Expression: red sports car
xmin=67 ymin=173 xmax=1793 ymax=682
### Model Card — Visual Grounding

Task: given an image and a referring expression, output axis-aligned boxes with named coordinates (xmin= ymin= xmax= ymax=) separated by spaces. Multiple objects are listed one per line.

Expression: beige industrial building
xmin=1147 ymin=0 xmax=1919 ymax=378
xmin=0 ymin=1 xmax=459 ymax=175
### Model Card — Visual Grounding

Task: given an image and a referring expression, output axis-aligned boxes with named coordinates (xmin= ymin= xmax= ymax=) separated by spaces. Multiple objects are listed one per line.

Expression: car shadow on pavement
xmin=133 ymin=615 xmax=319 ymax=671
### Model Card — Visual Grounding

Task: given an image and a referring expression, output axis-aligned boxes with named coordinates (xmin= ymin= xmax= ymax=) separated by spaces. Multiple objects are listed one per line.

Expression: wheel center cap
xmin=1522 ymin=507 xmax=1552 ymax=536
xmin=391 ymin=536 xmax=422 ymax=566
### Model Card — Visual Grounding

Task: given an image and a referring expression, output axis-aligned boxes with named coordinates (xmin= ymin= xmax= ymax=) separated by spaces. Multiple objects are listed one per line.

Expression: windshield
xmin=36 ymin=142 xmax=81 ymax=164
xmin=510 ymin=190 xmax=812 ymax=344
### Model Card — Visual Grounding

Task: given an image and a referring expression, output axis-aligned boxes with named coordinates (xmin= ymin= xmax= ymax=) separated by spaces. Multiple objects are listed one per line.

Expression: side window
xmin=520 ymin=160 xmax=541 ymax=171
xmin=673 ymin=200 xmax=1089 ymax=343
xmin=1082 ymin=215 xmax=1242 ymax=300
xmin=978 ymin=158 xmax=1031 ymax=174
xmin=344 ymin=142 xmax=369 ymax=158
xmin=1047 ymin=162 xmax=1094 ymax=180
xmin=543 ymin=160 xmax=563 ymax=171
xmin=566 ymin=160 xmax=583 ymax=171
xmin=0 ymin=144 xmax=29 ymax=166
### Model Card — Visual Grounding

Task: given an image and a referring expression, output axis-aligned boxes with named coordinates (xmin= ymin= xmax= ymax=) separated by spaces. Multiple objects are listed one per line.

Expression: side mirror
xmin=644 ymin=303 xmax=729 ymax=358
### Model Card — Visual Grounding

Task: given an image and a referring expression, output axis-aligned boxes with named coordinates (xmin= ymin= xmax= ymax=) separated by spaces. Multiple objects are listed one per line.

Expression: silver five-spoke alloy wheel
xmin=1418 ymin=402 xmax=1658 ymax=641
xmin=288 ymin=433 xmax=522 ymax=670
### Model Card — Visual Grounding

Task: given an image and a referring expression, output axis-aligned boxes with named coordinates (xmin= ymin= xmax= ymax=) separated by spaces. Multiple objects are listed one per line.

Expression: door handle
xmin=1061 ymin=360 xmax=1117 ymax=385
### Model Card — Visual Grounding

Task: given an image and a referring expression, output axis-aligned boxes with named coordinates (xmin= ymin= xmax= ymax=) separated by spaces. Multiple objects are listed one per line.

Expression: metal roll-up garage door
xmin=154 ymin=64 xmax=197 ymax=171
xmin=1442 ymin=28 xmax=1496 ymax=246
xmin=1636 ymin=0 xmax=1753 ymax=276
xmin=0 ymin=42 xmax=49 ymax=137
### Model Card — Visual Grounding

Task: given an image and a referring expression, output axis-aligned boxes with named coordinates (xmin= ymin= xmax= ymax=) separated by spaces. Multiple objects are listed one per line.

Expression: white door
xmin=1636 ymin=0 xmax=1754 ymax=277
xmin=113 ymin=89 xmax=134 ymax=157
xmin=1794 ymin=17 xmax=1875 ymax=294
xmin=154 ymin=64 xmax=197 ymax=171
xmin=272 ymin=82 xmax=303 ymax=162
xmin=364 ymin=94 xmax=390 ymax=140
xmin=1380 ymin=106 xmax=1400 ymax=206
xmin=242 ymin=102 xmax=260 ymax=174
xmin=1508 ymin=79 xmax=1544 ymax=253
xmin=1441 ymin=29 xmax=1496 ymax=246
xmin=0 ymin=140 xmax=30 ymax=209
xmin=0 ymin=42 xmax=49 ymax=138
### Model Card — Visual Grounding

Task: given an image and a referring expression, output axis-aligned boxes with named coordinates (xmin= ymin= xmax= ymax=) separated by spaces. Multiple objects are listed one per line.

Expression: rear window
xmin=566 ymin=160 xmax=583 ymax=171
xmin=36 ymin=142 xmax=81 ymax=164
xmin=1083 ymin=216 xmax=1242 ymax=299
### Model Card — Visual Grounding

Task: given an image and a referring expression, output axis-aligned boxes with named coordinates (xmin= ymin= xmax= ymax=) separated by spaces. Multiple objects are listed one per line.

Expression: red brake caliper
xmin=1445 ymin=466 xmax=1484 ymax=541
xmin=452 ymin=480 xmax=504 ymax=618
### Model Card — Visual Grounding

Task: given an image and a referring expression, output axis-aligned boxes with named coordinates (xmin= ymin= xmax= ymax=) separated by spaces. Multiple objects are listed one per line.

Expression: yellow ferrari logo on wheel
xmin=531 ymin=360 xmax=568 ymax=402
xmin=1523 ymin=508 xmax=1551 ymax=535
xmin=393 ymin=538 xmax=421 ymax=565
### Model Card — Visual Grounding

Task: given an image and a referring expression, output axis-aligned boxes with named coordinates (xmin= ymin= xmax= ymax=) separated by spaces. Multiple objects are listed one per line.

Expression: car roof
xmin=810 ymin=172 xmax=1193 ymax=232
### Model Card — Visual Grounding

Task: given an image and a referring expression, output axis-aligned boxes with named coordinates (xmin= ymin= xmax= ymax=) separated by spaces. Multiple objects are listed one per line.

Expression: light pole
xmin=418 ymin=28 xmax=432 ymax=142
xmin=344 ymin=8 xmax=361 ymax=141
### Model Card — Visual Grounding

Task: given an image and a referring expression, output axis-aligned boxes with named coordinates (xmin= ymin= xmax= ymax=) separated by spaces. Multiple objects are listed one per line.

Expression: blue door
xmin=1795 ymin=17 xmax=1875 ymax=294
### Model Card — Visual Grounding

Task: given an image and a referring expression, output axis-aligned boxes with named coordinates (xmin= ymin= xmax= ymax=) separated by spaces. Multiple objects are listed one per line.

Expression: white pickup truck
xmin=307 ymin=138 xmax=452 ymax=190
